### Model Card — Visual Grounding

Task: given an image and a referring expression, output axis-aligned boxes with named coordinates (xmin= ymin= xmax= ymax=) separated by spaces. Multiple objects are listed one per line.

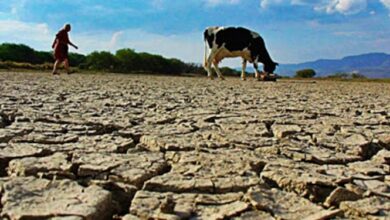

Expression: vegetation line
xmin=0 ymin=43 xmax=242 ymax=76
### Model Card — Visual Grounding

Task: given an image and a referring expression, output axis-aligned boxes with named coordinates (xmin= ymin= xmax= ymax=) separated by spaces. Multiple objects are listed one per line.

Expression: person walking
xmin=52 ymin=24 xmax=78 ymax=75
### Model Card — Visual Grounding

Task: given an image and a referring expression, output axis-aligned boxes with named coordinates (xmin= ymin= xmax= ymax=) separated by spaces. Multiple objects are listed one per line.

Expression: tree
xmin=183 ymin=63 xmax=206 ymax=74
xmin=85 ymin=51 xmax=118 ymax=71
xmin=69 ymin=52 xmax=86 ymax=67
xmin=220 ymin=67 xmax=241 ymax=76
xmin=0 ymin=43 xmax=39 ymax=63
xmin=327 ymin=72 xmax=350 ymax=79
xmin=0 ymin=42 xmax=240 ymax=76
xmin=295 ymin=69 xmax=316 ymax=78
xmin=115 ymin=48 xmax=141 ymax=72
xmin=168 ymin=58 xmax=187 ymax=74
xmin=35 ymin=51 xmax=54 ymax=63
xmin=351 ymin=73 xmax=366 ymax=79
xmin=137 ymin=52 xmax=166 ymax=73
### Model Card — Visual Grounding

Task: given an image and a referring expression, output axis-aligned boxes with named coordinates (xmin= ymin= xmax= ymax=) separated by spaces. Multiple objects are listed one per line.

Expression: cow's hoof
xmin=220 ymin=77 xmax=226 ymax=80
xmin=241 ymin=78 xmax=246 ymax=81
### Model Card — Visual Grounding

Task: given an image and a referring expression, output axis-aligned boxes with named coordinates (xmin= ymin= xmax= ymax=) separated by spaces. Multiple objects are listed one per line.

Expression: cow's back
xmin=215 ymin=27 xmax=254 ymax=51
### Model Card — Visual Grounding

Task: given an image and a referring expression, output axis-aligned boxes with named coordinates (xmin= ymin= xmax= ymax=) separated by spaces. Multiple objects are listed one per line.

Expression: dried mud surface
xmin=0 ymin=72 xmax=389 ymax=219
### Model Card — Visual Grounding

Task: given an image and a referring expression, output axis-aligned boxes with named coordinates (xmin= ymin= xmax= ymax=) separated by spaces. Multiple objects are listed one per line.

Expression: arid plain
xmin=0 ymin=72 xmax=389 ymax=219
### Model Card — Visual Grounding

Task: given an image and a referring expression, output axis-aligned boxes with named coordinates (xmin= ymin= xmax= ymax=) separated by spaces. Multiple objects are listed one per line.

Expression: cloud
xmin=381 ymin=0 xmax=390 ymax=8
xmin=261 ymin=0 xmax=368 ymax=15
xmin=1 ymin=0 xmax=389 ymax=66
xmin=321 ymin=0 xmax=367 ymax=15
xmin=260 ymin=0 xmax=318 ymax=8
xmin=260 ymin=0 xmax=284 ymax=8
xmin=0 ymin=20 xmax=52 ymax=48
xmin=380 ymin=0 xmax=390 ymax=15
xmin=204 ymin=0 xmax=241 ymax=7
xmin=10 ymin=0 xmax=27 ymax=15
xmin=109 ymin=31 xmax=124 ymax=50
xmin=72 ymin=28 xmax=248 ymax=67
xmin=151 ymin=0 xmax=165 ymax=9
xmin=63 ymin=29 xmax=206 ymax=64
xmin=0 ymin=19 xmax=204 ymax=64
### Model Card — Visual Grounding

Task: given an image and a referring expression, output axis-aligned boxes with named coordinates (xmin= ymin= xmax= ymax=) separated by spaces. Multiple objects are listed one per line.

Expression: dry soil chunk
xmin=72 ymin=152 xmax=168 ymax=188
xmin=140 ymin=131 xmax=230 ymax=152
xmin=12 ymin=132 xmax=79 ymax=144
xmin=145 ymin=149 xmax=267 ymax=193
xmin=316 ymin=132 xmax=381 ymax=159
xmin=324 ymin=187 xmax=362 ymax=207
xmin=377 ymin=134 xmax=390 ymax=149
xmin=245 ymin=187 xmax=340 ymax=220
xmin=0 ymin=128 xmax=31 ymax=143
xmin=7 ymin=152 xmax=74 ymax=178
xmin=71 ymin=134 xmax=135 ymax=153
xmin=0 ymin=143 xmax=50 ymax=175
xmin=130 ymin=190 xmax=247 ymax=220
xmin=261 ymin=160 xmax=350 ymax=202
xmin=121 ymin=214 xmax=141 ymax=220
xmin=0 ymin=177 xmax=112 ymax=220
xmin=232 ymin=210 xmax=275 ymax=220
xmin=280 ymin=144 xmax=361 ymax=164
xmin=340 ymin=196 xmax=390 ymax=219
xmin=272 ymin=124 xmax=302 ymax=138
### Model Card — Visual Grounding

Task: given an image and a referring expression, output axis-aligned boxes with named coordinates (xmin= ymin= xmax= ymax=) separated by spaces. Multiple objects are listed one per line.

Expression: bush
xmin=220 ymin=67 xmax=241 ymax=76
xmin=0 ymin=43 xmax=38 ymax=63
xmin=35 ymin=51 xmax=54 ymax=64
xmin=0 ymin=43 xmax=87 ymax=66
xmin=351 ymin=73 xmax=367 ymax=79
xmin=326 ymin=72 xmax=367 ymax=79
xmin=327 ymin=72 xmax=350 ymax=79
xmin=85 ymin=51 xmax=119 ymax=71
xmin=295 ymin=69 xmax=316 ymax=78
xmin=183 ymin=63 xmax=206 ymax=74
xmin=113 ymin=49 xmax=187 ymax=74
xmin=69 ymin=52 xmax=86 ymax=67
xmin=115 ymin=49 xmax=141 ymax=72
xmin=0 ymin=43 xmax=242 ymax=76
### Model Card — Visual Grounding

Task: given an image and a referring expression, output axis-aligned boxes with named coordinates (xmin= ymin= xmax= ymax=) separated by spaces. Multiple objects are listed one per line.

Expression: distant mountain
xmin=277 ymin=53 xmax=390 ymax=78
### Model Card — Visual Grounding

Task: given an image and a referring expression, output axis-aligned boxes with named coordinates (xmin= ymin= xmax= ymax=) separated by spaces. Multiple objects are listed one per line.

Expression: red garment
xmin=53 ymin=29 xmax=70 ymax=61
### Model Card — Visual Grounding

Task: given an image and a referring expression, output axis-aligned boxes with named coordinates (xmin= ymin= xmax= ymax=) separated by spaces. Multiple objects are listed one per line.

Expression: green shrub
xmin=0 ymin=43 xmax=38 ymax=63
xmin=351 ymin=73 xmax=367 ymax=79
xmin=69 ymin=52 xmax=86 ymax=67
xmin=0 ymin=42 xmax=240 ymax=75
xmin=85 ymin=51 xmax=119 ymax=71
xmin=327 ymin=72 xmax=350 ymax=79
xmin=295 ymin=69 xmax=316 ymax=78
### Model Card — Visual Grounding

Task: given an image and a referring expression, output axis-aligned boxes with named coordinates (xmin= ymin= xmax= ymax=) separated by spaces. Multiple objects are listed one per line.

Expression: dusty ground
xmin=0 ymin=71 xmax=389 ymax=220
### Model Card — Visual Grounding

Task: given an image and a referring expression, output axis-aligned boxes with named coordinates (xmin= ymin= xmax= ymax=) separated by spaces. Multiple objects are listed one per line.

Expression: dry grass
xmin=284 ymin=77 xmax=390 ymax=83
xmin=1 ymin=62 xmax=389 ymax=83
xmin=0 ymin=61 xmax=53 ymax=70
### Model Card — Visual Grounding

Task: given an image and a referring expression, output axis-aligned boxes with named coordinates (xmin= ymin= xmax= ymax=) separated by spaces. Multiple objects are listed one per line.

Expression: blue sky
xmin=0 ymin=0 xmax=390 ymax=66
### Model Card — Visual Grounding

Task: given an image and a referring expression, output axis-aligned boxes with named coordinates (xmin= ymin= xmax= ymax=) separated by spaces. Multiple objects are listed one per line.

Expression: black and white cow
xmin=203 ymin=26 xmax=278 ymax=80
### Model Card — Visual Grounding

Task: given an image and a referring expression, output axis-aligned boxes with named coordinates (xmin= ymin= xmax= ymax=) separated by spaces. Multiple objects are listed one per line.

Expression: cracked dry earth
xmin=0 ymin=71 xmax=389 ymax=220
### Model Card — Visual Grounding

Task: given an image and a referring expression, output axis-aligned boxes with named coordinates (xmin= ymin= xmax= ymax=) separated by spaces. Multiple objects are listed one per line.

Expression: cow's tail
xmin=203 ymin=38 xmax=208 ymax=68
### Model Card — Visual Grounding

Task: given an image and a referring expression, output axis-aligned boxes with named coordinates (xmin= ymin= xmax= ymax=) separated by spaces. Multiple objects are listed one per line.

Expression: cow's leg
xmin=241 ymin=59 xmax=247 ymax=81
xmin=212 ymin=60 xmax=225 ymax=80
xmin=253 ymin=62 xmax=261 ymax=80
xmin=205 ymin=60 xmax=214 ymax=80
xmin=204 ymin=49 xmax=219 ymax=80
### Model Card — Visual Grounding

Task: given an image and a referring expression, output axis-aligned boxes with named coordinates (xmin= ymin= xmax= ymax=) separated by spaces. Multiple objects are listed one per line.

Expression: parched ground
xmin=0 ymin=71 xmax=389 ymax=220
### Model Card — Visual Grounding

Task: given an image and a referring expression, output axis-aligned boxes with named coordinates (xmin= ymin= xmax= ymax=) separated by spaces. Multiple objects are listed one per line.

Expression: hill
xmin=278 ymin=53 xmax=390 ymax=78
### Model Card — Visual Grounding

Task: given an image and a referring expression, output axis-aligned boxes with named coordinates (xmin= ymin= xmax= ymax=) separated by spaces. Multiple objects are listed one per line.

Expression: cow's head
xmin=263 ymin=62 xmax=278 ymax=74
